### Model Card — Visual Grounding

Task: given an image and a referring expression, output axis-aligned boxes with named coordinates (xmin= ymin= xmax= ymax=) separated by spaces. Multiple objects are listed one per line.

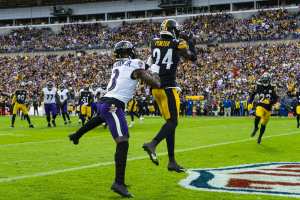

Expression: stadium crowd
xmin=0 ymin=9 xmax=299 ymax=53
xmin=0 ymin=41 xmax=299 ymax=116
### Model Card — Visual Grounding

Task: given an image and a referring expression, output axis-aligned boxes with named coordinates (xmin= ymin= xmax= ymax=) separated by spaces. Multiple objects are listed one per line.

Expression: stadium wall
xmin=0 ymin=0 xmax=297 ymax=25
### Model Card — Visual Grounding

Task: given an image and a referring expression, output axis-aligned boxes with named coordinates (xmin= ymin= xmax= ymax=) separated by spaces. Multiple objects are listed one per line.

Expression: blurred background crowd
xmin=0 ymin=9 xmax=299 ymax=116
xmin=0 ymin=9 xmax=299 ymax=53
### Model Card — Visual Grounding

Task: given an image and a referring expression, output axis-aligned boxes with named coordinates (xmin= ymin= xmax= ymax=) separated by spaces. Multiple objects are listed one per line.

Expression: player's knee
xmin=166 ymin=119 xmax=178 ymax=128
xmin=115 ymin=136 xmax=129 ymax=144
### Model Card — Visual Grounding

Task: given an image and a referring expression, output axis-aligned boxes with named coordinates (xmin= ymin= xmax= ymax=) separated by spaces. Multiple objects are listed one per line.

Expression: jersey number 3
xmin=107 ymin=69 xmax=120 ymax=92
xmin=153 ymin=48 xmax=173 ymax=70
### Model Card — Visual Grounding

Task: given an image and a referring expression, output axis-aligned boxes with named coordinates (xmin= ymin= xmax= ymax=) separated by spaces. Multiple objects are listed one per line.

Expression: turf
xmin=0 ymin=115 xmax=299 ymax=200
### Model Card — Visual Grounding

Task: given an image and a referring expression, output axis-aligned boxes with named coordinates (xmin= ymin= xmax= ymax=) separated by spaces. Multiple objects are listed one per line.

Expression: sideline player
xmin=69 ymin=41 xmax=160 ymax=197
xmin=127 ymin=96 xmax=141 ymax=128
xmin=57 ymin=84 xmax=71 ymax=125
xmin=42 ymin=81 xmax=58 ymax=127
xmin=249 ymin=73 xmax=278 ymax=144
xmin=143 ymin=19 xmax=197 ymax=172
xmin=11 ymin=82 xmax=34 ymax=128
xmin=79 ymin=85 xmax=93 ymax=126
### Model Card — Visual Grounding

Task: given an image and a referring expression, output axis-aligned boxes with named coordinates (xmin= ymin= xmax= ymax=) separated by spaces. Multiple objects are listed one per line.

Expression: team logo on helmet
xmin=179 ymin=162 xmax=300 ymax=198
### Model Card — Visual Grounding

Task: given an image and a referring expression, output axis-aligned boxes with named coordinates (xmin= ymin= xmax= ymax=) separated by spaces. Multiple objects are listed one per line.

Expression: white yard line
xmin=0 ymin=130 xmax=299 ymax=183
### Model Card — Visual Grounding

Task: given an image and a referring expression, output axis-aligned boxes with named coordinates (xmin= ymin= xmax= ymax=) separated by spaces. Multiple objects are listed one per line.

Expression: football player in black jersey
xmin=248 ymin=73 xmax=278 ymax=144
xmin=143 ymin=19 xmax=197 ymax=172
xmin=11 ymin=82 xmax=34 ymax=128
xmin=296 ymin=87 xmax=300 ymax=128
xmin=79 ymin=86 xmax=93 ymax=126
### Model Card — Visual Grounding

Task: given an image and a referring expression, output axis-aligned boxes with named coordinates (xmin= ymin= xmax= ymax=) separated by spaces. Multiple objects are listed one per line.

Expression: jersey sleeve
xmin=131 ymin=59 xmax=146 ymax=70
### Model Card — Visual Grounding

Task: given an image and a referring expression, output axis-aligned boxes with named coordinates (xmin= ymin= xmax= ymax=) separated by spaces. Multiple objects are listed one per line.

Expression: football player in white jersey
xmin=69 ymin=41 xmax=160 ymax=198
xmin=42 ymin=81 xmax=58 ymax=127
xmin=57 ymin=84 xmax=71 ymax=125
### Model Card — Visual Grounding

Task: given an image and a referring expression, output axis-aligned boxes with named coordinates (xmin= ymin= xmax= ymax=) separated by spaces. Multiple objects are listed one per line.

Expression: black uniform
xmin=249 ymin=83 xmax=278 ymax=111
xmin=80 ymin=91 xmax=93 ymax=106
xmin=144 ymin=33 xmax=196 ymax=169
xmin=15 ymin=90 xmax=27 ymax=104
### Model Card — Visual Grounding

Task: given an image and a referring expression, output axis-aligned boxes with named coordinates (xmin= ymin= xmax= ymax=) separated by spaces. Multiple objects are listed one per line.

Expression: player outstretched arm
xmin=178 ymin=32 xmax=197 ymax=62
xmin=131 ymin=69 xmax=161 ymax=88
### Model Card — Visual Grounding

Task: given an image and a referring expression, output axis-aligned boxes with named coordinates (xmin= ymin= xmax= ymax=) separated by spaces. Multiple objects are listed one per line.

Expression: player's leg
xmin=51 ymin=104 xmax=57 ymax=127
xmin=99 ymin=103 xmax=132 ymax=197
xmin=80 ymin=105 xmax=87 ymax=126
xmin=87 ymin=106 xmax=92 ymax=121
xmin=251 ymin=106 xmax=262 ymax=137
xmin=143 ymin=89 xmax=180 ymax=168
xmin=21 ymin=105 xmax=34 ymax=128
xmin=128 ymin=111 xmax=134 ymax=128
xmin=69 ymin=115 xmax=105 ymax=145
xmin=44 ymin=104 xmax=52 ymax=127
xmin=11 ymin=103 xmax=19 ymax=127
xmin=164 ymin=89 xmax=184 ymax=172
xmin=257 ymin=108 xmax=270 ymax=144
xmin=62 ymin=103 xmax=71 ymax=124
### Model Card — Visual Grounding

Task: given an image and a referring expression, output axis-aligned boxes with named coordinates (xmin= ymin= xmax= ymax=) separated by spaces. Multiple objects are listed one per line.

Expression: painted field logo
xmin=180 ymin=162 xmax=300 ymax=198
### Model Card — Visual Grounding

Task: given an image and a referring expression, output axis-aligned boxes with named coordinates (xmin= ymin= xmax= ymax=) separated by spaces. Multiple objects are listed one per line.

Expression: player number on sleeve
xmin=153 ymin=48 xmax=173 ymax=70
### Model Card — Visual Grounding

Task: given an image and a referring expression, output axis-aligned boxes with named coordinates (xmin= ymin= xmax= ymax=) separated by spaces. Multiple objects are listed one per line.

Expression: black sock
xmin=130 ymin=113 xmax=134 ymax=122
xmin=46 ymin=115 xmax=51 ymax=123
xmin=259 ymin=124 xmax=266 ymax=139
xmin=66 ymin=113 xmax=70 ymax=121
xmin=62 ymin=113 xmax=66 ymax=122
xmin=53 ymin=114 xmax=57 ymax=121
xmin=11 ymin=114 xmax=16 ymax=126
xmin=297 ymin=115 xmax=299 ymax=125
xmin=134 ymin=112 xmax=140 ymax=118
xmin=75 ymin=116 xmax=105 ymax=139
xmin=80 ymin=115 xmax=86 ymax=125
xmin=115 ymin=141 xmax=129 ymax=185
xmin=254 ymin=116 xmax=260 ymax=129
xmin=153 ymin=120 xmax=177 ymax=145
xmin=166 ymin=132 xmax=175 ymax=163
xmin=25 ymin=114 xmax=31 ymax=125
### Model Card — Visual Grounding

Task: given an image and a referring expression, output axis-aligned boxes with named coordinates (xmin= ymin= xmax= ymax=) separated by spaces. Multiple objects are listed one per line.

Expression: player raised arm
xmin=177 ymin=32 xmax=197 ymax=62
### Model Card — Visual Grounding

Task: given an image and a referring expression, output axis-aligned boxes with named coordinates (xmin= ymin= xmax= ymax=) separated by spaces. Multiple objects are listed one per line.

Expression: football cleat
xmin=10 ymin=125 xmax=14 ymax=128
xmin=64 ymin=121 xmax=68 ymax=125
xmin=48 ymin=123 xmax=51 ymax=128
xmin=251 ymin=127 xmax=259 ymax=137
xmin=69 ymin=133 xmax=79 ymax=145
xmin=111 ymin=182 xmax=133 ymax=198
xmin=142 ymin=143 xmax=159 ymax=166
xmin=168 ymin=162 xmax=186 ymax=173
xmin=29 ymin=124 xmax=34 ymax=128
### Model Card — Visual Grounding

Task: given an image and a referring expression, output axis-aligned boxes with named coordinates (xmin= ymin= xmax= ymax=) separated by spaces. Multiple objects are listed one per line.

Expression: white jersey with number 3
xmin=57 ymin=89 xmax=68 ymax=103
xmin=104 ymin=59 xmax=145 ymax=104
xmin=43 ymin=87 xmax=57 ymax=104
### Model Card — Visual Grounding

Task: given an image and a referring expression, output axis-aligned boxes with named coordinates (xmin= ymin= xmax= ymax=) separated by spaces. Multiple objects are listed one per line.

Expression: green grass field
xmin=0 ymin=116 xmax=299 ymax=200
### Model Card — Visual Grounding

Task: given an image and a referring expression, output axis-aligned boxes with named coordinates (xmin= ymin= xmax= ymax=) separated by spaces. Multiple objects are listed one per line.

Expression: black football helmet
xmin=113 ymin=41 xmax=136 ymax=59
xmin=160 ymin=19 xmax=181 ymax=39
xmin=259 ymin=73 xmax=271 ymax=87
